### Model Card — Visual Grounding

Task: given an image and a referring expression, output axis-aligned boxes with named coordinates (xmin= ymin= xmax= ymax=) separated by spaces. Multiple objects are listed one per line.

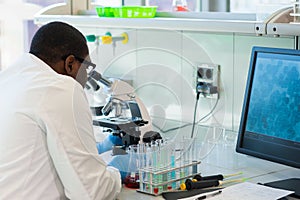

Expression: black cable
xmin=190 ymin=92 xmax=200 ymax=138
xmin=153 ymin=96 xmax=219 ymax=134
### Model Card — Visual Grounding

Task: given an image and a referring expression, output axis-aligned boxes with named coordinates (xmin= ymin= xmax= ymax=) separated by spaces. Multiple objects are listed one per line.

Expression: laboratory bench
xmin=112 ymin=124 xmax=300 ymax=200
xmin=116 ymin=147 xmax=300 ymax=200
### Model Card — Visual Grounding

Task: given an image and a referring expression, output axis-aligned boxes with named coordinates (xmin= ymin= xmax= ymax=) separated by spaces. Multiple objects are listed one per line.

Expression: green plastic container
xmin=113 ymin=6 xmax=157 ymax=18
xmin=95 ymin=6 xmax=114 ymax=17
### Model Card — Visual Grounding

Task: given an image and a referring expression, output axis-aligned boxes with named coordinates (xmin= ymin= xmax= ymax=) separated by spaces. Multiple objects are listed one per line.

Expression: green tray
xmin=95 ymin=6 xmax=114 ymax=17
xmin=113 ymin=6 xmax=157 ymax=18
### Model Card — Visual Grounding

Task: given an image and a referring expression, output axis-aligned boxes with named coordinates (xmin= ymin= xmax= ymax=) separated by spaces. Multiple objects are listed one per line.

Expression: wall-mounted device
xmin=196 ymin=63 xmax=219 ymax=99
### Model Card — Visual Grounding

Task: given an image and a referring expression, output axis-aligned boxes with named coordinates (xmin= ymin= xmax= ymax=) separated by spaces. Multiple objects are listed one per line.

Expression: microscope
xmin=86 ymin=71 xmax=161 ymax=155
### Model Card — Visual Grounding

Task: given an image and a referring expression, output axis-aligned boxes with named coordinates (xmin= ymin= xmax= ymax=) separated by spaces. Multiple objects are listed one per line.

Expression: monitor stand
xmin=263 ymin=178 xmax=300 ymax=198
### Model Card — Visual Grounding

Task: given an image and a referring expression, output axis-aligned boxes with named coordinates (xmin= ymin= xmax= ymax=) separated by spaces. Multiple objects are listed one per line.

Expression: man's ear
xmin=64 ymin=55 xmax=76 ymax=75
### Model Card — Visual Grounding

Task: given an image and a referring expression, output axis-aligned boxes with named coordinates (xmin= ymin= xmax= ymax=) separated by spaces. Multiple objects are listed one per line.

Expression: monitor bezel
xmin=236 ymin=46 xmax=300 ymax=169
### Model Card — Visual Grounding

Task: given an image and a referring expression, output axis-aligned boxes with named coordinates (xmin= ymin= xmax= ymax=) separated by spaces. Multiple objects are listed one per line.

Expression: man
xmin=0 ymin=21 xmax=121 ymax=199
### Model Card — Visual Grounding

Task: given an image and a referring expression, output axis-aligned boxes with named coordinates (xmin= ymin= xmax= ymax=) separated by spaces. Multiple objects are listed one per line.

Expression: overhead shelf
xmin=34 ymin=14 xmax=265 ymax=35
xmin=34 ymin=6 xmax=300 ymax=37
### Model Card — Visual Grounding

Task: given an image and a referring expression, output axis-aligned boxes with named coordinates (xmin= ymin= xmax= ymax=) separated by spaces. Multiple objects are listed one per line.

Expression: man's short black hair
xmin=29 ymin=21 xmax=88 ymax=65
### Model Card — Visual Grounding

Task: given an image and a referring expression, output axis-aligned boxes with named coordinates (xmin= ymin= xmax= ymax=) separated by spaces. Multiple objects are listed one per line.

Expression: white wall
xmin=78 ymin=26 xmax=295 ymax=134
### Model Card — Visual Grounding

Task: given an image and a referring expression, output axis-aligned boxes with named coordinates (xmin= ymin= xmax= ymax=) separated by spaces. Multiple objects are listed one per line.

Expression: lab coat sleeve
xmin=41 ymin=79 xmax=121 ymax=200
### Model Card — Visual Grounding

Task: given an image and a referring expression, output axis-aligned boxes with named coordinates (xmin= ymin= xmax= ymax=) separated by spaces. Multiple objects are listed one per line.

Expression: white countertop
xmin=115 ymin=140 xmax=300 ymax=199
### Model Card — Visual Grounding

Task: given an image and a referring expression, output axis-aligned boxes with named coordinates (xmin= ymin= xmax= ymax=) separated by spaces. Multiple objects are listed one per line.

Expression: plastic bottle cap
xmin=180 ymin=183 xmax=186 ymax=190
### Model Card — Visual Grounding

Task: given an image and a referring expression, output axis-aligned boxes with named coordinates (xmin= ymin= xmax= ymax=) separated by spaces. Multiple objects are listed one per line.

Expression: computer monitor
xmin=236 ymin=46 xmax=300 ymax=197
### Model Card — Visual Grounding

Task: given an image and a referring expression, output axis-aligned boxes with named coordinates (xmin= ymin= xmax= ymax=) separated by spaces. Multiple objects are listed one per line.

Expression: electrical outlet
xmin=196 ymin=63 xmax=219 ymax=99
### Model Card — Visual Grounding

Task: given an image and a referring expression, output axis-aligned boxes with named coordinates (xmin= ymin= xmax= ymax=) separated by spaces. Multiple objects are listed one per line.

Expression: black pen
xmin=197 ymin=190 xmax=222 ymax=200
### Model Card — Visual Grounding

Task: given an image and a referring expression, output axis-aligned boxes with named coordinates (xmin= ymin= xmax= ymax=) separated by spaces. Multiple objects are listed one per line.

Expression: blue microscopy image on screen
xmin=245 ymin=52 xmax=300 ymax=142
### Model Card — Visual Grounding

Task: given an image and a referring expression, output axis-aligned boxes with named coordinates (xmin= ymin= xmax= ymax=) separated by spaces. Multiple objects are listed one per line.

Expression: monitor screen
xmin=236 ymin=46 xmax=300 ymax=169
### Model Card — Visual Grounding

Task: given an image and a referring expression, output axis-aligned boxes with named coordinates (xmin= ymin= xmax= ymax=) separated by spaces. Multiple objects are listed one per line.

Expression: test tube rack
xmin=137 ymin=160 xmax=201 ymax=196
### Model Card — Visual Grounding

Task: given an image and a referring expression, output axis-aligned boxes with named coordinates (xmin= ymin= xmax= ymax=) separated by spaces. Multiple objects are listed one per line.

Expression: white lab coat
xmin=0 ymin=53 xmax=121 ymax=200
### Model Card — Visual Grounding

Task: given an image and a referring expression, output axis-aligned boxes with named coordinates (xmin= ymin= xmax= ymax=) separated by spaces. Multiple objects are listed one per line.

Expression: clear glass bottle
xmin=124 ymin=145 xmax=140 ymax=188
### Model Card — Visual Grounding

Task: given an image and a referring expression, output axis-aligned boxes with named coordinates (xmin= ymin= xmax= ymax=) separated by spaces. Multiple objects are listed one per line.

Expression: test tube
xmin=183 ymin=149 xmax=189 ymax=179
xmin=151 ymin=141 xmax=158 ymax=194
xmin=184 ymin=138 xmax=191 ymax=177
xmin=138 ymin=143 xmax=145 ymax=191
xmin=157 ymin=139 xmax=164 ymax=193
xmin=174 ymin=143 xmax=181 ymax=188
xmin=145 ymin=143 xmax=152 ymax=193
xmin=179 ymin=139 xmax=186 ymax=184
xmin=191 ymin=138 xmax=198 ymax=174
xmin=162 ymin=140 xmax=171 ymax=191
xmin=170 ymin=147 xmax=176 ymax=190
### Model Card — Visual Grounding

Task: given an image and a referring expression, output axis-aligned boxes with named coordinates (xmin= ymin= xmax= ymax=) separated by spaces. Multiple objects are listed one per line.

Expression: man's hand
xmin=96 ymin=134 xmax=123 ymax=154
xmin=108 ymin=153 xmax=139 ymax=183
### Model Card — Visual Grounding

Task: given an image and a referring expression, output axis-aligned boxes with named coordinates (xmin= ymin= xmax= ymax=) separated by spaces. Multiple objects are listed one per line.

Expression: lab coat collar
xmin=27 ymin=53 xmax=58 ymax=75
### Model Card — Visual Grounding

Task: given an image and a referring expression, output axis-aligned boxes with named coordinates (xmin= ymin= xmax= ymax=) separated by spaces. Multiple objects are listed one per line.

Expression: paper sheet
xmin=208 ymin=182 xmax=294 ymax=200
xmin=178 ymin=182 xmax=294 ymax=200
